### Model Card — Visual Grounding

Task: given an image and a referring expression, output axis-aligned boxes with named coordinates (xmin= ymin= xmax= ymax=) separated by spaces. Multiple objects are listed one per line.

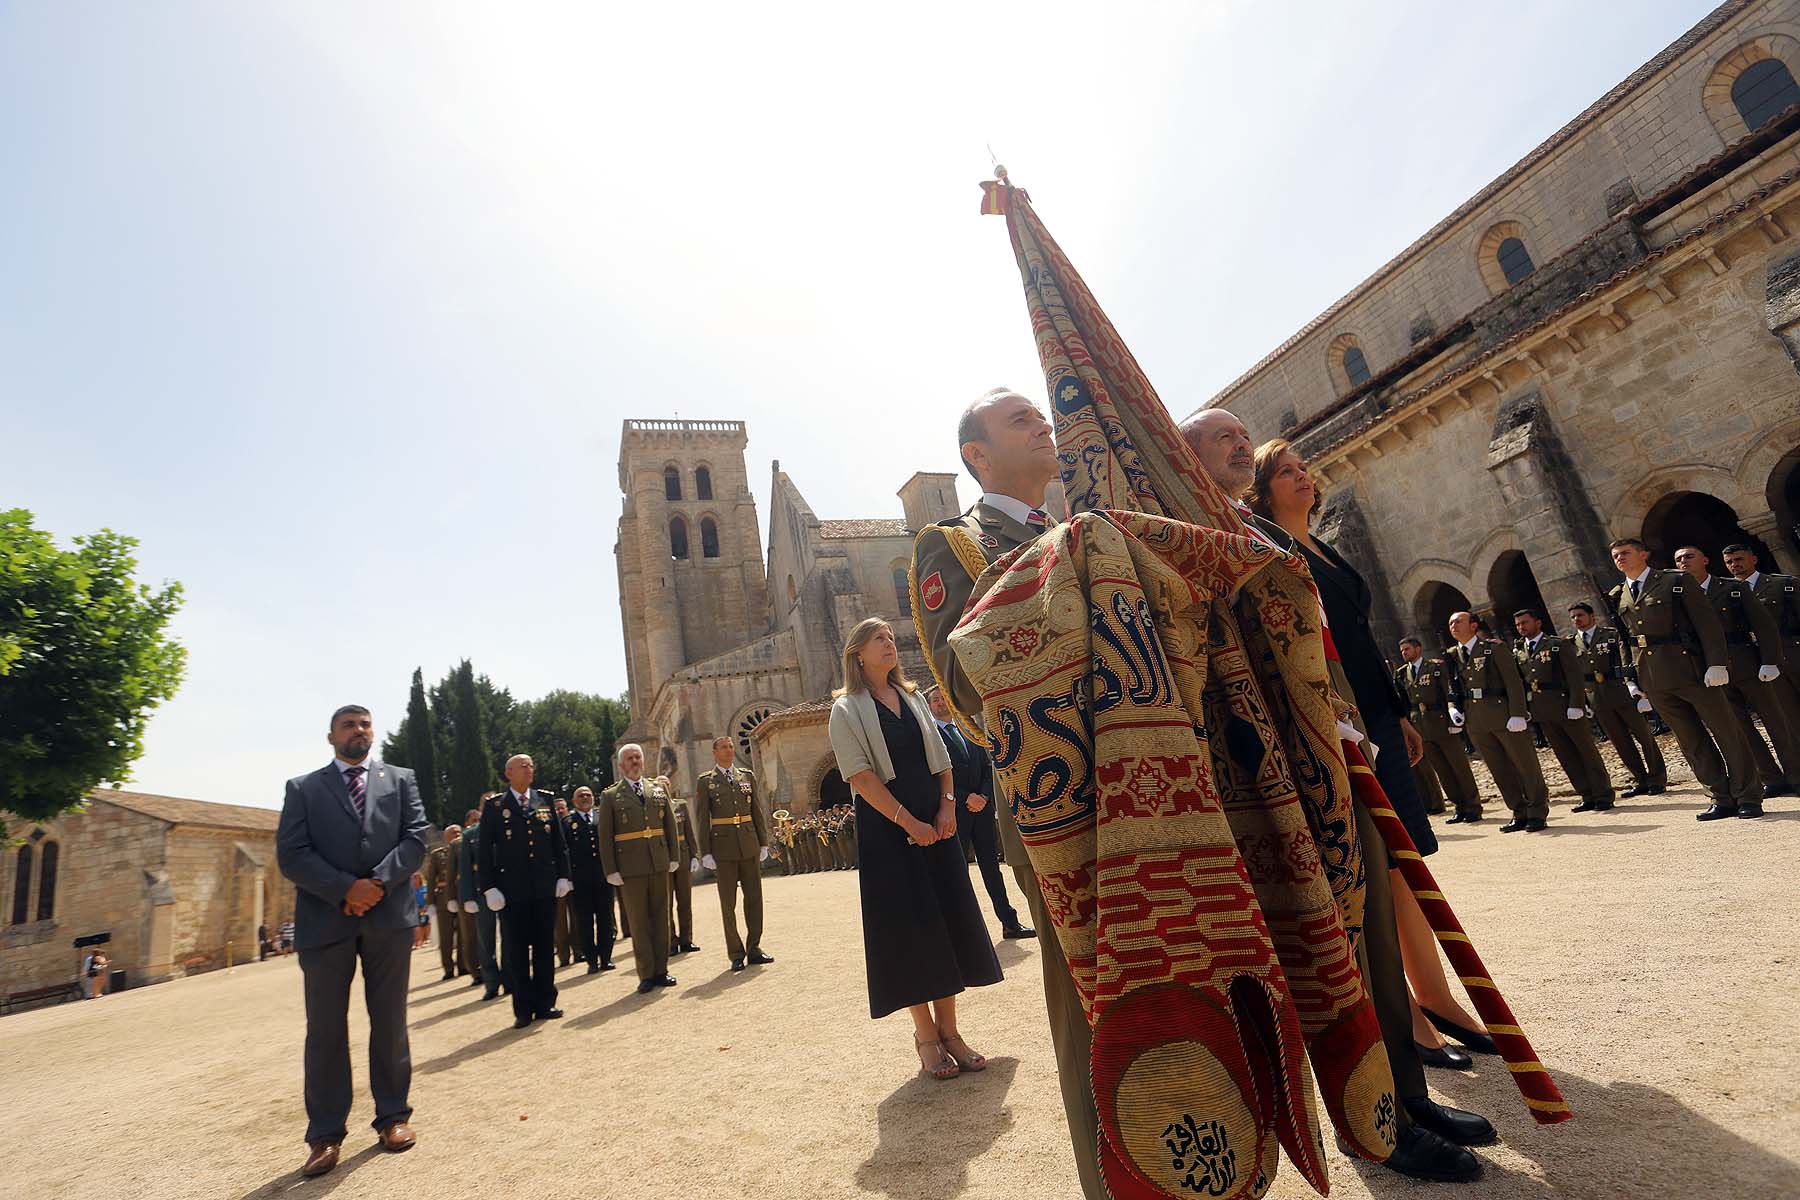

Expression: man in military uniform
xmin=1511 ymin=610 xmax=1617 ymax=814
xmin=459 ymin=802 xmax=501 ymax=998
xmin=1395 ymin=637 xmax=1483 ymax=823
xmin=1448 ymin=610 xmax=1549 ymax=832
xmin=563 ymin=785 xmax=617 ymax=974
xmin=440 ymin=824 xmax=472 ymax=978
xmin=1567 ymin=603 xmax=1667 ymax=798
xmin=1724 ymin=542 xmax=1800 ymax=735
xmin=598 ymin=743 xmax=681 ymax=993
xmin=547 ymin=797 xmax=576 ymax=967
xmin=660 ymin=775 xmax=701 ymax=956
xmin=696 ymin=737 xmax=774 ymax=972
xmin=479 ymin=755 xmax=573 ymax=1029
xmin=421 ymin=831 xmax=459 ymax=980
xmin=1609 ymin=537 xmax=1759 ymax=819
xmin=838 ymin=803 xmax=860 ymax=868
xmin=1675 ymin=545 xmax=1798 ymax=798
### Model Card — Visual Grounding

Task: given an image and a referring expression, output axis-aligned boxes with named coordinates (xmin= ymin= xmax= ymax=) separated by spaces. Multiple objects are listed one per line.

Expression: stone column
xmin=1313 ymin=486 xmax=1407 ymax=653
xmin=1484 ymin=391 xmax=1617 ymax=626
xmin=1741 ymin=510 xmax=1800 ymax=577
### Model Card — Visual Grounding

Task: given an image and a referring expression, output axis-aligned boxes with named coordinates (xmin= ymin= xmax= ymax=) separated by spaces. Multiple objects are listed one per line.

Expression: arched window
xmin=669 ymin=516 xmax=689 ymax=560
xmin=10 ymin=844 xmax=32 ymax=925
xmin=35 ymin=842 xmax=58 ymax=921
xmin=663 ymin=466 xmax=682 ymax=501
xmin=700 ymin=517 xmax=720 ymax=558
xmin=1327 ymin=333 xmax=1370 ymax=396
xmin=1497 ymin=237 xmax=1535 ymax=286
xmin=1733 ymin=58 xmax=1800 ymax=132
xmin=695 ymin=467 xmax=713 ymax=500
xmin=893 ymin=564 xmax=912 ymax=618
xmin=1341 ymin=346 xmax=1371 ymax=388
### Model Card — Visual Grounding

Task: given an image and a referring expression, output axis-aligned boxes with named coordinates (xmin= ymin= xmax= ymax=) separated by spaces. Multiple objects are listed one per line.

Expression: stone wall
xmin=162 ymin=827 xmax=292 ymax=976
xmin=752 ymin=712 xmax=834 ymax=815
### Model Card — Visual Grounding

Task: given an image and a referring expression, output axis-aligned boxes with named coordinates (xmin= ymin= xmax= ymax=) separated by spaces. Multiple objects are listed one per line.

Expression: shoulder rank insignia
xmin=921 ymin=571 xmax=946 ymax=611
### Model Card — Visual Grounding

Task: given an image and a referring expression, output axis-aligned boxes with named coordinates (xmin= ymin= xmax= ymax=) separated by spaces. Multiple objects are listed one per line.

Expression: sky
xmin=4 ymin=1 xmax=1713 ymax=807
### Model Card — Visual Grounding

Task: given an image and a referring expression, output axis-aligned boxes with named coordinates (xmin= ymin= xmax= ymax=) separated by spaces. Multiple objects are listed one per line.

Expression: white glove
xmin=1703 ymin=665 xmax=1729 ymax=687
xmin=759 ymin=846 xmax=771 ymax=862
xmin=1447 ymin=705 xmax=1465 ymax=728
xmin=1627 ymin=681 xmax=1643 ymax=699
xmin=1636 ymin=697 xmax=1654 ymax=714
xmin=1334 ymin=720 xmax=1364 ymax=745
xmin=1566 ymin=707 xmax=1585 ymax=721
xmin=690 ymin=857 xmax=700 ymax=872
xmin=1506 ymin=716 xmax=1529 ymax=734
xmin=447 ymin=899 xmax=459 ymax=913
xmin=484 ymin=887 xmax=505 ymax=912
xmin=554 ymin=878 xmax=572 ymax=898
xmin=701 ymin=854 xmax=717 ymax=871
xmin=606 ymin=872 xmax=624 ymax=887
xmin=1759 ymin=664 xmax=1781 ymax=683
xmin=668 ymin=860 xmax=680 ymax=873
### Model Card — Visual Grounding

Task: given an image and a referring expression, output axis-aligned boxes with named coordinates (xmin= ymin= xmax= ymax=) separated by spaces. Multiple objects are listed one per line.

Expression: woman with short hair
xmin=827 ymin=617 xmax=1002 ymax=1081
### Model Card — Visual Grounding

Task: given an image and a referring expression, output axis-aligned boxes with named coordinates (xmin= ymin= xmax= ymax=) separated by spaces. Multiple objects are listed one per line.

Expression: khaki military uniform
xmin=598 ymin=777 xmax=680 ymax=982
xmin=696 ymin=765 xmax=769 ymax=963
xmin=1611 ymin=570 xmax=1758 ymax=809
xmin=1747 ymin=571 xmax=1800 ymax=731
xmin=1515 ymin=634 xmax=1616 ymax=809
xmin=669 ymin=798 xmax=698 ymax=950
xmin=422 ymin=842 xmax=459 ymax=977
xmin=1573 ymin=623 xmax=1668 ymax=790
xmin=1450 ymin=636 xmax=1550 ymax=822
xmin=913 ymin=499 xmax=1102 ymax=1200
xmin=1394 ymin=656 xmax=1482 ymax=820
xmin=1702 ymin=575 xmax=1800 ymax=792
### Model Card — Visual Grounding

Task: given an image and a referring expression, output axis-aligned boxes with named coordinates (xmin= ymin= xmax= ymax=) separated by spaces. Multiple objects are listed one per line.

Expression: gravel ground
xmin=4 ymin=734 xmax=1797 ymax=1200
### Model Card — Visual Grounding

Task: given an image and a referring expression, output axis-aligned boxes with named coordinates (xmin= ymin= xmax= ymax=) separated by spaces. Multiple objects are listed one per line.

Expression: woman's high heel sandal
xmin=915 ymin=1037 xmax=960 ymax=1081
xmin=940 ymin=1033 xmax=987 ymax=1072
xmin=1421 ymin=1006 xmax=1499 ymax=1056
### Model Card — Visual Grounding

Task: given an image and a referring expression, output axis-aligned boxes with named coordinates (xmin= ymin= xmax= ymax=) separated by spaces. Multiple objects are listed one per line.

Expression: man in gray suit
xmin=277 ymin=704 xmax=429 ymax=1178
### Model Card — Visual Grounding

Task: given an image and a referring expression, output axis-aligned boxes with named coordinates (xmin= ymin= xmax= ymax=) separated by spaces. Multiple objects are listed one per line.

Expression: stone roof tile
xmin=93 ymin=788 xmax=281 ymax=832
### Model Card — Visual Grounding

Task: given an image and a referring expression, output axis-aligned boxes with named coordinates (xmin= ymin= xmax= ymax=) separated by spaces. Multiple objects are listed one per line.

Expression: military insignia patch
xmin=978 ymin=533 xmax=999 ymax=549
xmin=921 ymin=571 xmax=946 ymax=611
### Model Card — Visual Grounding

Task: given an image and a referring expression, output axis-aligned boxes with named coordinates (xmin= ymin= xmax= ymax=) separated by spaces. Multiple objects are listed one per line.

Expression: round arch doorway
xmin=817 ymin=767 xmax=853 ymax=814
xmin=1486 ymin=551 xmax=1551 ymax=633
xmin=1642 ymin=491 xmax=1774 ymax=571
xmin=1414 ymin=581 xmax=1474 ymax=649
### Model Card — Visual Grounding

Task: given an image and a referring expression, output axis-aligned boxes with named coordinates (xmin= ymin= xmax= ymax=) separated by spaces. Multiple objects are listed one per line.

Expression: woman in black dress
xmin=827 ymin=617 xmax=1003 ymax=1081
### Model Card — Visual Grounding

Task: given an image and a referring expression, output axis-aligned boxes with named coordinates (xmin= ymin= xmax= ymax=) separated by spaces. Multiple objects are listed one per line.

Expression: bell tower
xmin=615 ymin=420 xmax=772 ymax=732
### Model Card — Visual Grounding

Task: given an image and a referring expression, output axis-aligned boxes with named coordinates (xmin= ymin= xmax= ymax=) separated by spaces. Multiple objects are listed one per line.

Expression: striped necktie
xmin=1026 ymin=508 xmax=1048 ymax=529
xmin=345 ymin=766 xmax=366 ymax=820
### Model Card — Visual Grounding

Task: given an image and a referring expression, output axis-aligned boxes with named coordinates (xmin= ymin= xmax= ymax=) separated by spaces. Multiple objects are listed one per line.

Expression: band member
xmin=1568 ymin=603 xmax=1667 ymax=797
xmin=695 ymin=738 xmax=774 ymax=972
xmin=479 ymin=754 xmax=572 ymax=1029
xmin=563 ymin=786 xmax=617 ymax=973
xmin=1609 ymin=537 xmax=1759 ymax=819
xmin=598 ymin=744 xmax=681 ymax=993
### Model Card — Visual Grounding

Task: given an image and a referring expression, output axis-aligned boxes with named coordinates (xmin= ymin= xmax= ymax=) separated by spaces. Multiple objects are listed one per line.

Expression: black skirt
xmin=857 ymin=698 xmax=1003 ymax=1019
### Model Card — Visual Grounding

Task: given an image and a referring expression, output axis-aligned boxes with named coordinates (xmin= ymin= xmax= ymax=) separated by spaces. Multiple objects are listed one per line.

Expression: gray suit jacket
xmin=277 ymin=760 xmax=429 ymax=951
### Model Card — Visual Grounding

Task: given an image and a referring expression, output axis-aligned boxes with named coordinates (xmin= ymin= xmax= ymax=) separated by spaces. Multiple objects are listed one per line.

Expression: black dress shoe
xmin=1444 ymin=813 xmax=1469 ymax=824
xmin=1646 ymin=783 xmax=1667 ymax=794
xmin=654 ymin=974 xmax=677 ymax=987
xmin=1002 ymin=924 xmax=1037 ymax=939
xmin=441 ymin=971 xmax=455 ymax=981
xmin=1421 ymin=1008 xmax=1498 ymax=1055
xmin=1345 ymin=1124 xmax=1481 ymax=1182
xmin=512 ymin=1015 xmax=533 ymax=1029
xmin=1738 ymin=805 xmax=1765 ymax=819
xmin=481 ymin=990 xmax=500 ymax=1002
xmin=1570 ymin=800 xmax=1600 ymax=813
xmin=1696 ymin=804 xmax=1739 ymax=821
xmin=600 ymin=961 xmax=617 ymax=971
xmin=730 ymin=957 xmax=746 ymax=973
xmin=1500 ymin=819 xmax=1527 ymax=833
xmin=1762 ymin=783 xmax=1794 ymax=798
xmin=636 ymin=979 xmax=657 ymax=994
xmin=587 ymin=963 xmax=600 ymax=974
xmin=680 ymin=942 xmax=701 ymax=953
xmin=1403 ymin=1096 xmax=1498 ymax=1147
xmin=1414 ymin=1041 xmax=1474 ymax=1070
xmin=541 ymin=1007 xmax=564 ymax=1019
xmin=1622 ymin=783 xmax=1649 ymax=799
xmin=746 ymin=950 xmax=774 ymax=965
xmin=1524 ymin=818 xmax=1547 ymax=832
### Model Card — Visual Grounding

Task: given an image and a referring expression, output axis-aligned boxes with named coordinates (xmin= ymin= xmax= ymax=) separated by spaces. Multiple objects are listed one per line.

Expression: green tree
xmin=0 ymin=510 xmax=186 ymax=825
xmin=446 ymin=660 xmax=493 ymax=815
xmin=512 ymin=689 xmax=630 ymax=796
xmin=380 ymin=668 xmax=444 ymax=826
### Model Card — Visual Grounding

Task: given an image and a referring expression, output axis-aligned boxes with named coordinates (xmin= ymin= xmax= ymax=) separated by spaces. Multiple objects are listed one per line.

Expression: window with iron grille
xmin=1732 ymin=57 xmax=1800 ymax=131
xmin=1497 ymin=237 xmax=1535 ymax=286
xmin=1342 ymin=346 xmax=1371 ymax=389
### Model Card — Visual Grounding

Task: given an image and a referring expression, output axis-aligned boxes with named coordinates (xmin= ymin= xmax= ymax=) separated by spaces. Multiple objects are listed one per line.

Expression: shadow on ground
xmin=855 ymin=1057 xmax=1019 ymax=1200
xmin=231 ymin=1142 xmax=385 ymax=1199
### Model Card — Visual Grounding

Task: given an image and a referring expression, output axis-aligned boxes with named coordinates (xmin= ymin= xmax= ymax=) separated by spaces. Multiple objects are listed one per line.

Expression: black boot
xmin=1403 ymin=1096 xmax=1498 ymax=1147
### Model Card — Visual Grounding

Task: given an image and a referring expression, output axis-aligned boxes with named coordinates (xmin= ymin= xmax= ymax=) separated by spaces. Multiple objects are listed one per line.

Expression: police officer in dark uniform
xmin=1608 ymin=538 xmax=1757 ymax=819
xmin=563 ymin=785 xmax=616 ymax=974
xmin=478 ymin=753 xmax=572 ymax=1028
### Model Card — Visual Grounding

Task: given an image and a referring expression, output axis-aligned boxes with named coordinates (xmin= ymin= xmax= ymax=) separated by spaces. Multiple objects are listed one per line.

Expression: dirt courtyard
xmin=5 ymin=764 xmax=1799 ymax=1200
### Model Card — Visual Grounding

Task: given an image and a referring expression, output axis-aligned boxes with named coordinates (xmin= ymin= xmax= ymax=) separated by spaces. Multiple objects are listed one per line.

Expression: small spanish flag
xmin=979 ymin=178 xmax=1028 ymax=214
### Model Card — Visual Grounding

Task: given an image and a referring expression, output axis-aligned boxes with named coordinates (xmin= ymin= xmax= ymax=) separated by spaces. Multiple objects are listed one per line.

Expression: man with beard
xmin=480 ymin=754 xmax=573 ymax=1028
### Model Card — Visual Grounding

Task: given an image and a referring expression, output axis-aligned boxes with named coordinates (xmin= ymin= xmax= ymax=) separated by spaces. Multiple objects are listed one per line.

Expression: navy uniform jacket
xmin=478 ymin=789 xmax=572 ymax=901
xmin=563 ymin=807 xmax=607 ymax=884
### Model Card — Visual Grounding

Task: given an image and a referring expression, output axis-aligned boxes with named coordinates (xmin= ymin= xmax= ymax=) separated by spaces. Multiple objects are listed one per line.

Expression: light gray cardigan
xmin=828 ymin=687 xmax=952 ymax=797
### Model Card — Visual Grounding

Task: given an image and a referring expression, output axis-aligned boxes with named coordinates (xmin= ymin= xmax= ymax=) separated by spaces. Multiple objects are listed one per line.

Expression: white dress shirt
xmin=979 ymin=492 xmax=1040 ymax=526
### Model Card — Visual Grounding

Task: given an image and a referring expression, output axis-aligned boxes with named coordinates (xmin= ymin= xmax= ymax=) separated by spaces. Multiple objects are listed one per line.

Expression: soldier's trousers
xmin=1421 ymin=735 xmax=1482 ymax=818
xmin=1725 ymin=678 xmax=1800 ymax=790
xmin=455 ymin=910 xmax=481 ymax=981
xmin=1593 ymin=702 xmax=1667 ymax=788
xmin=670 ymin=862 xmax=694 ymax=947
xmin=473 ymin=900 xmax=501 ymax=994
xmin=621 ymin=874 xmax=671 ymax=980
xmin=554 ymin=895 xmax=573 ymax=967
xmin=995 ymin=799 xmax=1104 ymax=1200
xmin=433 ymin=899 xmax=457 ymax=976
xmin=570 ymin=876 xmax=616 ymax=968
xmin=1538 ymin=717 xmax=1615 ymax=805
xmin=1468 ymin=725 xmax=1549 ymax=820
xmin=713 ymin=857 xmax=764 ymax=960
xmin=499 ymin=892 xmax=558 ymax=1023
xmin=1648 ymin=684 xmax=1760 ymax=807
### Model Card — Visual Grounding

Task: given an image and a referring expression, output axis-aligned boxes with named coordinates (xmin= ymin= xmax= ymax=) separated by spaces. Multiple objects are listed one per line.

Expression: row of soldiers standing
xmin=776 ymin=803 xmax=859 ymax=873
xmin=1392 ymin=539 xmax=1800 ymax=829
